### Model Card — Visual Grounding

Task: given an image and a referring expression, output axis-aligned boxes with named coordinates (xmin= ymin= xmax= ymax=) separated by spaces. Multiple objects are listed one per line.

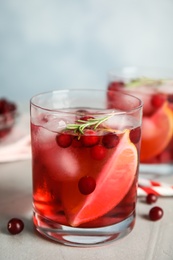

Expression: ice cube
xmin=42 ymin=113 xmax=76 ymax=132
xmin=43 ymin=147 xmax=80 ymax=182
xmin=33 ymin=125 xmax=57 ymax=150
xmin=45 ymin=117 xmax=67 ymax=132
xmin=106 ymin=113 xmax=140 ymax=132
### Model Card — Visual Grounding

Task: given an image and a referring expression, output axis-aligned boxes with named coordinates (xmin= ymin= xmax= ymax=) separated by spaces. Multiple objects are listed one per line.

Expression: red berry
xmin=157 ymin=151 xmax=172 ymax=163
xmin=146 ymin=193 xmax=158 ymax=204
xmin=78 ymin=176 xmax=96 ymax=195
xmin=81 ymin=130 xmax=99 ymax=147
xmin=129 ymin=127 xmax=141 ymax=144
xmin=167 ymin=94 xmax=173 ymax=103
xmin=0 ymin=98 xmax=17 ymax=139
xmin=91 ymin=144 xmax=107 ymax=160
xmin=0 ymin=99 xmax=8 ymax=114
xmin=0 ymin=98 xmax=16 ymax=114
xmin=108 ymin=81 xmax=125 ymax=92
xmin=0 ymin=129 xmax=11 ymax=138
xmin=80 ymin=116 xmax=94 ymax=121
xmin=76 ymin=109 xmax=88 ymax=115
xmin=7 ymin=218 xmax=24 ymax=235
xmin=72 ymin=136 xmax=83 ymax=148
xmin=107 ymin=82 xmax=125 ymax=102
xmin=149 ymin=206 xmax=163 ymax=221
xmin=102 ymin=133 xmax=119 ymax=149
xmin=151 ymin=94 xmax=166 ymax=108
xmin=56 ymin=133 xmax=73 ymax=148
xmin=6 ymin=102 xmax=16 ymax=112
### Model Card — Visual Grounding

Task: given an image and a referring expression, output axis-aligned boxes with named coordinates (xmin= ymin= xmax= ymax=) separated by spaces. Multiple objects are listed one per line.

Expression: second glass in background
xmin=108 ymin=67 xmax=173 ymax=174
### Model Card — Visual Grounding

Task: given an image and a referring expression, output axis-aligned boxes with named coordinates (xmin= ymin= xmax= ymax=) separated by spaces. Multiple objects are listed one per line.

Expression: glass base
xmin=33 ymin=211 xmax=135 ymax=247
xmin=140 ymin=163 xmax=173 ymax=176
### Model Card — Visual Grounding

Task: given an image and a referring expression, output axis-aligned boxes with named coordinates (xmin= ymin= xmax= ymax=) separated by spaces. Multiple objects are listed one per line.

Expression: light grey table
xmin=0 ymin=159 xmax=173 ymax=260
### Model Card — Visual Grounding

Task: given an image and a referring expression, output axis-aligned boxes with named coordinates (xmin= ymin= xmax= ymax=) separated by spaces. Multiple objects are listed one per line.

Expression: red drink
xmin=108 ymin=67 xmax=173 ymax=173
xmin=30 ymin=89 xmax=142 ymax=246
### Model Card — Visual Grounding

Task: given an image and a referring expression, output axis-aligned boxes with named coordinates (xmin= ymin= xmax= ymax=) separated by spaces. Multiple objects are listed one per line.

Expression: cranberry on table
xmin=78 ymin=176 xmax=96 ymax=195
xmin=146 ymin=193 xmax=158 ymax=204
xmin=149 ymin=206 xmax=164 ymax=221
xmin=7 ymin=218 xmax=24 ymax=235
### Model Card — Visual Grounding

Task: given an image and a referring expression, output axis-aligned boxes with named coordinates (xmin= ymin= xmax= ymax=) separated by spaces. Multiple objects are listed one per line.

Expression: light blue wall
xmin=1 ymin=0 xmax=173 ymax=102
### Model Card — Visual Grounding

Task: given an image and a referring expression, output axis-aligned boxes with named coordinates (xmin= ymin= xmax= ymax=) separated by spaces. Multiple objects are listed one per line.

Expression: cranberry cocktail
xmin=108 ymin=67 xmax=173 ymax=173
xmin=30 ymin=89 xmax=142 ymax=246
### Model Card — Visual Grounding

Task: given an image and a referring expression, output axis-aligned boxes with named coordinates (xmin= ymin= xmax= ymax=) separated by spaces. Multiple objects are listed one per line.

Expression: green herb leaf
xmin=126 ymin=77 xmax=163 ymax=88
xmin=66 ymin=114 xmax=114 ymax=134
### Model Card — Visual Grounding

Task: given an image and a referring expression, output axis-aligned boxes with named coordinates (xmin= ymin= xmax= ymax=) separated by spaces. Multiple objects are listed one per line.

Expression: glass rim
xmin=30 ymin=88 xmax=143 ymax=116
xmin=108 ymin=66 xmax=173 ymax=80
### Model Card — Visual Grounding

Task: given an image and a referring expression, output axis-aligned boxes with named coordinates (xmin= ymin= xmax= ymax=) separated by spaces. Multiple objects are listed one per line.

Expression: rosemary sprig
xmin=66 ymin=114 xmax=114 ymax=134
xmin=126 ymin=77 xmax=163 ymax=88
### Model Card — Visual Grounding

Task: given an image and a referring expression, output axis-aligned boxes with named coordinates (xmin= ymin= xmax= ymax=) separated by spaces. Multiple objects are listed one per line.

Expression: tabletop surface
xmin=1 ymin=161 xmax=173 ymax=260
xmin=0 ymin=112 xmax=173 ymax=260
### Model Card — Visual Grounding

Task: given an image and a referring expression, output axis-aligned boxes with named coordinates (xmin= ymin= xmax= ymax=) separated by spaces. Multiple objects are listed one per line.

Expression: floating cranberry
xmin=79 ymin=116 xmax=94 ymax=121
xmin=107 ymin=82 xmax=125 ymax=102
xmin=7 ymin=218 xmax=24 ymax=235
xmin=76 ymin=109 xmax=88 ymax=115
xmin=149 ymin=206 xmax=164 ymax=221
xmin=151 ymin=93 xmax=166 ymax=109
xmin=81 ymin=130 xmax=99 ymax=147
xmin=146 ymin=193 xmax=158 ymax=204
xmin=78 ymin=176 xmax=96 ymax=195
xmin=72 ymin=136 xmax=83 ymax=148
xmin=167 ymin=94 xmax=173 ymax=103
xmin=102 ymin=133 xmax=119 ymax=149
xmin=91 ymin=144 xmax=107 ymax=160
xmin=56 ymin=133 xmax=73 ymax=148
xmin=108 ymin=81 xmax=125 ymax=92
xmin=130 ymin=127 xmax=141 ymax=144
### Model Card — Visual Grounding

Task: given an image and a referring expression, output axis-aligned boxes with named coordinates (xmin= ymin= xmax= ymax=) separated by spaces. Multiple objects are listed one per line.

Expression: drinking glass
xmin=108 ymin=67 xmax=173 ymax=175
xmin=30 ymin=89 xmax=142 ymax=246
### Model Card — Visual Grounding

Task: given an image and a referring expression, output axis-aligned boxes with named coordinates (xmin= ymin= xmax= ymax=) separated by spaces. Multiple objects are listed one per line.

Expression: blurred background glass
xmin=0 ymin=0 xmax=173 ymax=102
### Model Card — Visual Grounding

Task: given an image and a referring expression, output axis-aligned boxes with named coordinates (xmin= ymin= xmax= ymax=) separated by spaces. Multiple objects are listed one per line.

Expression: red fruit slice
xmin=140 ymin=102 xmax=173 ymax=162
xmin=61 ymin=130 xmax=138 ymax=227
